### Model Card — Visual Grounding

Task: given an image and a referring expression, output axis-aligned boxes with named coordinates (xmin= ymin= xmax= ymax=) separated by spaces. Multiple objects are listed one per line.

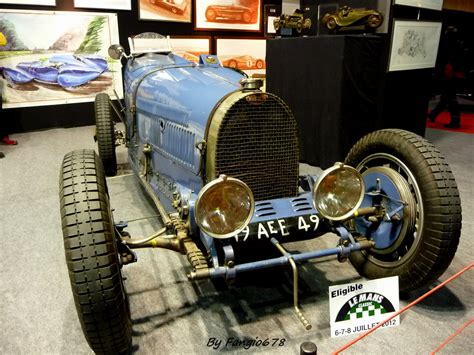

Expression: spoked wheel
xmin=326 ymin=17 xmax=337 ymax=30
xmin=60 ymin=150 xmax=132 ymax=353
xmin=95 ymin=93 xmax=117 ymax=177
xmin=345 ymin=129 xmax=461 ymax=292
xmin=367 ymin=14 xmax=382 ymax=28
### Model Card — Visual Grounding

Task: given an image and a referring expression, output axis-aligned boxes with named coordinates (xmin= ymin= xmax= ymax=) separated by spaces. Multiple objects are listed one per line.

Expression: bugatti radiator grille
xmin=210 ymin=92 xmax=299 ymax=201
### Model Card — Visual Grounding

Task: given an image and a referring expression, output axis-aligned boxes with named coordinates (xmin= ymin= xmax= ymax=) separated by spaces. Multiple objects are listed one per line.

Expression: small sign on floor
xmin=329 ymin=276 xmax=400 ymax=337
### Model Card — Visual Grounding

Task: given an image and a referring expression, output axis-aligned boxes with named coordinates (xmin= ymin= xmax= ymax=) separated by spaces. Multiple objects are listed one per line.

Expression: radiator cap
xmin=240 ymin=78 xmax=264 ymax=91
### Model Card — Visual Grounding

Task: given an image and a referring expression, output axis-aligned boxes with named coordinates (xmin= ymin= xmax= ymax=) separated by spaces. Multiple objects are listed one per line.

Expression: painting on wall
xmin=0 ymin=9 xmax=122 ymax=109
xmin=0 ymin=0 xmax=55 ymax=5
xmin=394 ymin=0 xmax=443 ymax=11
xmin=74 ymin=0 xmax=132 ymax=10
xmin=388 ymin=20 xmax=442 ymax=72
xmin=169 ymin=36 xmax=211 ymax=63
xmin=139 ymin=0 xmax=192 ymax=23
xmin=195 ymin=0 xmax=262 ymax=32
xmin=216 ymin=38 xmax=266 ymax=75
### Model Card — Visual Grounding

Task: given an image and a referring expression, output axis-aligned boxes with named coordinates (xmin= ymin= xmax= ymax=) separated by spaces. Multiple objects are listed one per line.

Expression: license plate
xmin=232 ymin=214 xmax=320 ymax=242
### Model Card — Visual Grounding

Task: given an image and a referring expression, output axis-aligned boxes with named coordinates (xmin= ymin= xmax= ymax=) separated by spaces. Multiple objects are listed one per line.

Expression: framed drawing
xmin=74 ymin=0 xmax=132 ymax=10
xmin=169 ymin=36 xmax=211 ymax=63
xmin=195 ymin=0 xmax=262 ymax=32
xmin=394 ymin=0 xmax=443 ymax=11
xmin=388 ymin=20 xmax=442 ymax=72
xmin=139 ymin=0 xmax=192 ymax=23
xmin=0 ymin=0 xmax=55 ymax=4
xmin=264 ymin=4 xmax=281 ymax=37
xmin=216 ymin=38 xmax=266 ymax=75
xmin=0 ymin=9 xmax=122 ymax=109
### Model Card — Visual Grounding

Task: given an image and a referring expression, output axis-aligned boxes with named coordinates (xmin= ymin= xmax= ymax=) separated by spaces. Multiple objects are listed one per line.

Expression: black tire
xmin=95 ymin=93 xmax=117 ymax=177
xmin=60 ymin=150 xmax=132 ymax=353
xmin=345 ymin=129 xmax=461 ymax=292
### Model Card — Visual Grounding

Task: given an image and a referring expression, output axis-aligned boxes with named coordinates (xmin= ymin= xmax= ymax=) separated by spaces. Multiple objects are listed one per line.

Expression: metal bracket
xmin=270 ymin=238 xmax=312 ymax=330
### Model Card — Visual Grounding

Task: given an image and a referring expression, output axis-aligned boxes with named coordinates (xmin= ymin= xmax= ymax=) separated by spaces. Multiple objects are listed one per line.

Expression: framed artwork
xmin=216 ymin=38 xmax=266 ymax=75
xmin=195 ymin=0 xmax=262 ymax=32
xmin=139 ymin=0 xmax=192 ymax=23
xmin=74 ymin=0 xmax=132 ymax=10
xmin=264 ymin=4 xmax=281 ymax=37
xmin=388 ymin=20 xmax=442 ymax=72
xmin=169 ymin=36 xmax=211 ymax=63
xmin=394 ymin=0 xmax=443 ymax=11
xmin=0 ymin=0 xmax=55 ymax=4
xmin=0 ymin=9 xmax=122 ymax=109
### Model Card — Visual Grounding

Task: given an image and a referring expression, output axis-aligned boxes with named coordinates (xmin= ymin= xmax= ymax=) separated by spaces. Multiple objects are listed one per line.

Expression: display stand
xmin=266 ymin=35 xmax=431 ymax=168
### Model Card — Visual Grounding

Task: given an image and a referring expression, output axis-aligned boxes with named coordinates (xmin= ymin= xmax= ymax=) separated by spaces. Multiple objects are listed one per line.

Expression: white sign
xmin=329 ymin=276 xmax=400 ymax=338
xmin=394 ymin=0 xmax=443 ymax=11
xmin=0 ymin=0 xmax=55 ymax=5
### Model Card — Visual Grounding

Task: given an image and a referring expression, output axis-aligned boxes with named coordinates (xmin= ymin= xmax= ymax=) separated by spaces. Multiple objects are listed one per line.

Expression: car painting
xmin=221 ymin=54 xmax=265 ymax=70
xmin=139 ymin=0 xmax=191 ymax=22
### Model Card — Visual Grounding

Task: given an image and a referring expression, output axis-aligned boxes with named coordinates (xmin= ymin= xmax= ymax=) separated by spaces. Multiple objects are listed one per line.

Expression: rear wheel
xmin=345 ymin=129 xmax=461 ymax=292
xmin=367 ymin=14 xmax=382 ymax=28
xmin=95 ymin=93 xmax=117 ymax=177
xmin=243 ymin=11 xmax=252 ymax=23
xmin=60 ymin=149 xmax=132 ymax=353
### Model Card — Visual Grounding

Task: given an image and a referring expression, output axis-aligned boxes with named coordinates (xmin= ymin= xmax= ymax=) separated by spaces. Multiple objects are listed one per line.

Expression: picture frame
xmin=169 ymin=36 xmax=211 ymax=63
xmin=0 ymin=9 xmax=122 ymax=109
xmin=263 ymin=4 xmax=281 ymax=37
xmin=0 ymin=0 xmax=55 ymax=5
xmin=74 ymin=0 xmax=132 ymax=11
xmin=394 ymin=0 xmax=443 ymax=11
xmin=388 ymin=20 xmax=442 ymax=72
xmin=215 ymin=37 xmax=267 ymax=75
xmin=139 ymin=0 xmax=192 ymax=23
xmin=195 ymin=0 xmax=262 ymax=32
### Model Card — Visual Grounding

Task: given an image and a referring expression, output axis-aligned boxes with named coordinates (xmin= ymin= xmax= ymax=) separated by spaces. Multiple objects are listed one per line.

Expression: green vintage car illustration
xmin=322 ymin=6 xmax=383 ymax=30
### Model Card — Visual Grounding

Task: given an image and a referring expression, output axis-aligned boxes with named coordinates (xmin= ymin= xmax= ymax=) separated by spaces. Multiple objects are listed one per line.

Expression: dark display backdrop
xmin=0 ymin=0 xmax=276 ymax=133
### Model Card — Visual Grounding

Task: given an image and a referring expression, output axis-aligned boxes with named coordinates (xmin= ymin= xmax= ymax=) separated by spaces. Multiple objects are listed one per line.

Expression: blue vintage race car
xmin=59 ymin=33 xmax=462 ymax=353
xmin=1 ymin=54 xmax=107 ymax=88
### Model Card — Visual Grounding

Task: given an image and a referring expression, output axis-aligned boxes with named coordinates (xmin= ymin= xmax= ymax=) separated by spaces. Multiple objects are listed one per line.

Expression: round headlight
xmin=313 ymin=163 xmax=365 ymax=221
xmin=195 ymin=175 xmax=255 ymax=239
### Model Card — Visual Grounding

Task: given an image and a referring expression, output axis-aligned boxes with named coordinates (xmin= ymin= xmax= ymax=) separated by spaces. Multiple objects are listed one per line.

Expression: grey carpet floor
xmin=0 ymin=126 xmax=472 ymax=354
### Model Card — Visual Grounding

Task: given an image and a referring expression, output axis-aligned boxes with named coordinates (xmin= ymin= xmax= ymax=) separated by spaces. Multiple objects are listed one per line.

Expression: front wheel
xmin=205 ymin=7 xmax=216 ymax=22
xmin=60 ymin=150 xmax=132 ymax=353
xmin=345 ymin=129 xmax=461 ymax=292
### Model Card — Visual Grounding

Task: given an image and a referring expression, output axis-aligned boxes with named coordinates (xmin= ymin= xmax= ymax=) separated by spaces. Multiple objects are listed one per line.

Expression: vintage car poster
xmin=0 ymin=9 xmax=122 ymax=109
xmin=74 ymin=0 xmax=132 ymax=10
xmin=216 ymin=38 xmax=266 ymax=75
xmin=195 ymin=0 xmax=262 ymax=32
xmin=388 ymin=20 xmax=442 ymax=72
xmin=0 ymin=0 xmax=55 ymax=5
xmin=169 ymin=37 xmax=211 ymax=63
xmin=139 ymin=0 xmax=192 ymax=23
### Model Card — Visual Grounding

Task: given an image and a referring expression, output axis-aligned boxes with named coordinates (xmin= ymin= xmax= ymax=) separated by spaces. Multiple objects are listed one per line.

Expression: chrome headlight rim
xmin=312 ymin=162 xmax=365 ymax=221
xmin=195 ymin=175 xmax=255 ymax=239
